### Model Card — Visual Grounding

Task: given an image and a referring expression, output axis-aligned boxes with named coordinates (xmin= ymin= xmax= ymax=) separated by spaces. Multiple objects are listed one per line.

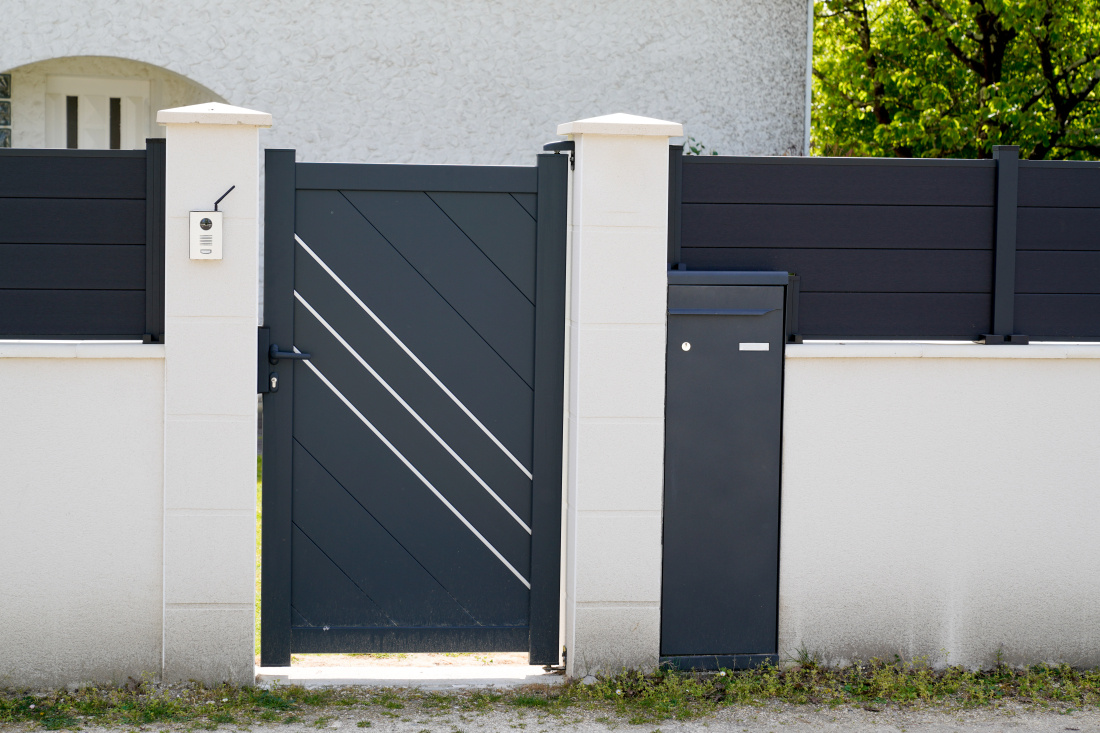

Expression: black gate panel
xmin=262 ymin=152 xmax=568 ymax=665
xmin=340 ymin=190 xmax=536 ymax=383
xmin=292 ymin=187 xmax=535 ymax=467
xmin=661 ymin=271 xmax=786 ymax=669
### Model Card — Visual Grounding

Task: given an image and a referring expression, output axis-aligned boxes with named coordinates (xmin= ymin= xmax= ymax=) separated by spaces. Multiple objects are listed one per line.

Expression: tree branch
xmin=907 ymin=0 xmax=989 ymax=80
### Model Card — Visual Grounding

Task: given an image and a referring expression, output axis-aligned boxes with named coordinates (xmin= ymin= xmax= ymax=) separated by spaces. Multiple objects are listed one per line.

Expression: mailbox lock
xmin=681 ymin=342 xmax=692 ymax=352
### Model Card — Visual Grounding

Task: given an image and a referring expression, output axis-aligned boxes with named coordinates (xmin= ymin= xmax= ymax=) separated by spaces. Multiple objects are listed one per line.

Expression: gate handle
xmin=269 ymin=344 xmax=311 ymax=365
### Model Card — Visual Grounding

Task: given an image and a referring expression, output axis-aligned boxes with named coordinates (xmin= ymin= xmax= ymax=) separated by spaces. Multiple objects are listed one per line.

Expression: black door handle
xmin=269 ymin=343 xmax=312 ymax=365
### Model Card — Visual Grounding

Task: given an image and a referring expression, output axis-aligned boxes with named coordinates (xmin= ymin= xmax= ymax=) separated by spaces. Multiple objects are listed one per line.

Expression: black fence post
xmin=528 ymin=151 xmax=569 ymax=666
xmin=261 ymin=148 xmax=297 ymax=668
xmin=668 ymin=144 xmax=683 ymax=267
xmin=144 ymin=138 xmax=166 ymax=343
xmin=985 ymin=146 xmax=1027 ymax=344
xmin=785 ymin=274 xmax=801 ymax=343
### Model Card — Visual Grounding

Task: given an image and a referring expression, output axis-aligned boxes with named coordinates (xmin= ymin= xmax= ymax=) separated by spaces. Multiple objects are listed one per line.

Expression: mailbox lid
xmin=669 ymin=284 xmax=784 ymax=313
xmin=667 ymin=270 xmax=788 ymax=286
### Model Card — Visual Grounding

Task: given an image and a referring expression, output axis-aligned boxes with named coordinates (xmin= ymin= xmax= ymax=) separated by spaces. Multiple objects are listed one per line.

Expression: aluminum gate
xmin=260 ymin=150 xmax=568 ymax=666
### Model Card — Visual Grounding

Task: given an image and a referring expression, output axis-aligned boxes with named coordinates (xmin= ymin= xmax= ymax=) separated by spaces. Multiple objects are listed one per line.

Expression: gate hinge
xmin=543 ymin=140 xmax=575 ymax=170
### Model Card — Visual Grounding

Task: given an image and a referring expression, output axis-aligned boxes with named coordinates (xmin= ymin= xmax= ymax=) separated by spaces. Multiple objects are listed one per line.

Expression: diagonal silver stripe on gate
xmin=295 ymin=290 xmax=532 ymax=535
xmin=298 ymin=352 xmax=532 ymax=590
xmin=295 ymin=234 xmax=534 ymax=481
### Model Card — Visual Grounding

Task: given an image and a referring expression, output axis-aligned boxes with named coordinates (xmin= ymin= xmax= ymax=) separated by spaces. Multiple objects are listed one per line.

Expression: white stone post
xmin=156 ymin=103 xmax=271 ymax=684
xmin=558 ymin=113 xmax=682 ymax=677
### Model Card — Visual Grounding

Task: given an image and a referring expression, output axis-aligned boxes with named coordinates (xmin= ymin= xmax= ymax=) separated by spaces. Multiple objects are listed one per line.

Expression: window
xmin=45 ymin=76 xmax=150 ymax=150
xmin=0 ymin=73 xmax=10 ymax=148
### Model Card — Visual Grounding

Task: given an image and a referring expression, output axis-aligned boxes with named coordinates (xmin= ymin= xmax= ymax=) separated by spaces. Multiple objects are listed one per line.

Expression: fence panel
xmin=0 ymin=144 xmax=164 ymax=341
xmin=678 ymin=156 xmax=995 ymax=340
xmin=1015 ymin=161 xmax=1100 ymax=339
xmin=676 ymin=153 xmax=1100 ymax=341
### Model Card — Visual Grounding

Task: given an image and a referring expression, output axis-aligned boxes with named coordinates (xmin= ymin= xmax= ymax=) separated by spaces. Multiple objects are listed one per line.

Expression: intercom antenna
xmin=214 ymin=185 xmax=236 ymax=212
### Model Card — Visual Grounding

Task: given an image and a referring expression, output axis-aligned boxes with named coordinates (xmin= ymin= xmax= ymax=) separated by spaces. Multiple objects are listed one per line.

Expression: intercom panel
xmin=189 ymin=211 xmax=223 ymax=260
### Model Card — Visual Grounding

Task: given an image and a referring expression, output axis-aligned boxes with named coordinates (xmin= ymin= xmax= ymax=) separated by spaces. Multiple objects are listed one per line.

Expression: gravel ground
xmin=24 ymin=700 xmax=1100 ymax=733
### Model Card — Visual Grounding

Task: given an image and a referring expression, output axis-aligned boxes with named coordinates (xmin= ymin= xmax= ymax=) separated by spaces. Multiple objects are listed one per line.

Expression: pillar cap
xmin=157 ymin=102 xmax=272 ymax=127
xmin=557 ymin=113 xmax=682 ymax=137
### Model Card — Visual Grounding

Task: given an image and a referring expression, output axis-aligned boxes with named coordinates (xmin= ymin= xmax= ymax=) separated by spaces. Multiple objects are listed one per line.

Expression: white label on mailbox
xmin=739 ymin=342 xmax=769 ymax=351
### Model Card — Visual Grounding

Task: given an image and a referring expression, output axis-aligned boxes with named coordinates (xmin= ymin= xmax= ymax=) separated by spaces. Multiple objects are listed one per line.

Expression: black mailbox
xmin=661 ymin=270 xmax=793 ymax=670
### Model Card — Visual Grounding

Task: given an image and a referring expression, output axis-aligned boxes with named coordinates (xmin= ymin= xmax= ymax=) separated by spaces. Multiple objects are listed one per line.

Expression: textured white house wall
xmin=560 ymin=114 xmax=680 ymax=677
xmin=159 ymin=103 xmax=270 ymax=684
xmin=3 ymin=1 xmax=808 ymax=162
xmin=0 ymin=344 xmax=165 ymax=688
xmin=779 ymin=343 xmax=1100 ymax=669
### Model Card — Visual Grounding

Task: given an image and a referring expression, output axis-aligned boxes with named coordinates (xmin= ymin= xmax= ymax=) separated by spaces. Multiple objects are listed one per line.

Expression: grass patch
xmin=349 ymin=653 xmax=408 ymax=660
xmin=5 ymin=660 xmax=1100 ymax=729
xmin=0 ymin=681 xmax=355 ymax=730
xmin=553 ymin=658 xmax=1100 ymax=723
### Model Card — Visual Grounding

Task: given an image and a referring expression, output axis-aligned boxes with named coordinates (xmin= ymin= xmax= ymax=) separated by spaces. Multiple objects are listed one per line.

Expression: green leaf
xmin=812 ymin=0 xmax=1100 ymax=159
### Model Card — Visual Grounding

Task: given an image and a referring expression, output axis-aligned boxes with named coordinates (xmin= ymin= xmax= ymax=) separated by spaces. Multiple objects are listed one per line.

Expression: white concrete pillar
xmin=558 ymin=113 xmax=682 ymax=677
xmin=156 ymin=102 xmax=271 ymax=684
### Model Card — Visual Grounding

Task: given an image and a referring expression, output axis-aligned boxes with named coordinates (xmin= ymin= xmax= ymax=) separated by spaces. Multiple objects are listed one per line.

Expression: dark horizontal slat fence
xmin=0 ymin=142 xmax=164 ymax=341
xmin=0 ymin=244 xmax=146 ymax=289
xmin=0 ymin=149 xmax=147 ymax=199
xmin=0 ymin=291 xmax=147 ymax=335
xmin=682 ymin=203 xmax=995 ymax=251
xmin=681 ymin=156 xmax=997 ymax=206
xmin=0 ymin=199 xmax=147 ymax=244
xmin=1015 ymin=161 xmax=1100 ymax=338
xmin=675 ymin=150 xmax=1100 ymax=341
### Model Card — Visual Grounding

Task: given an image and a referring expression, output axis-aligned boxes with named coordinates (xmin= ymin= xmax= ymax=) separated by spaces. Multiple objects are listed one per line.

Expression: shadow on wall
xmin=2 ymin=55 xmax=226 ymax=149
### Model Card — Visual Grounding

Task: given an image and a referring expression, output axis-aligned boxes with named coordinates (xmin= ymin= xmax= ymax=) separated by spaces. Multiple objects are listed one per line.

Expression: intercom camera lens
xmin=199 ymin=218 xmax=213 ymax=230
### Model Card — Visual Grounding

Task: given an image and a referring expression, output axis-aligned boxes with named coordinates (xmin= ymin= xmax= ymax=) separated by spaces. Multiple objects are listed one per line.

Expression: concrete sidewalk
xmin=255 ymin=664 xmax=564 ymax=690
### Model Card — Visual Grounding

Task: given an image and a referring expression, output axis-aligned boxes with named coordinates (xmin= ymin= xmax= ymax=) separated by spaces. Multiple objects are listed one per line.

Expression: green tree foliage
xmin=812 ymin=0 xmax=1100 ymax=159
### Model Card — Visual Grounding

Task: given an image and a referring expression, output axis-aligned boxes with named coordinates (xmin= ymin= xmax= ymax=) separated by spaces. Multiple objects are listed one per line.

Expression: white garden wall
xmin=0 ymin=345 xmax=165 ymax=687
xmin=0 ymin=104 xmax=267 ymax=689
xmin=5 ymin=103 xmax=1100 ymax=689
xmin=779 ymin=343 xmax=1100 ymax=669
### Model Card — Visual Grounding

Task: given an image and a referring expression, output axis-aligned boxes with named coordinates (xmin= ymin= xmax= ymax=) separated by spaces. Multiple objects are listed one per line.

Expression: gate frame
xmin=260 ymin=150 xmax=569 ymax=667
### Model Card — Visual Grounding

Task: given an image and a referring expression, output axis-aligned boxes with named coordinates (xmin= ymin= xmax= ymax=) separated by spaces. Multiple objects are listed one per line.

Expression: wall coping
xmin=157 ymin=102 xmax=272 ymax=127
xmin=557 ymin=112 xmax=683 ymax=137
xmin=785 ymin=342 xmax=1100 ymax=359
xmin=0 ymin=341 xmax=165 ymax=359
